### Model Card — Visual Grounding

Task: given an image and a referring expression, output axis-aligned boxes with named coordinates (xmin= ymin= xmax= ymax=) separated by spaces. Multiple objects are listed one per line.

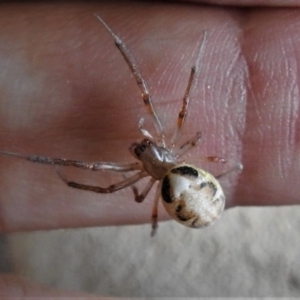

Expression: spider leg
xmin=175 ymin=131 xmax=202 ymax=158
xmin=170 ymin=31 xmax=208 ymax=149
xmin=151 ymin=180 xmax=162 ymax=237
xmin=203 ymin=156 xmax=243 ymax=179
xmin=138 ymin=118 xmax=154 ymax=140
xmin=0 ymin=150 xmax=143 ymax=172
xmin=126 ymin=176 xmax=157 ymax=203
xmin=56 ymin=168 xmax=148 ymax=193
xmin=215 ymin=162 xmax=243 ymax=179
xmin=95 ymin=15 xmax=165 ymax=147
xmin=205 ymin=156 xmax=227 ymax=164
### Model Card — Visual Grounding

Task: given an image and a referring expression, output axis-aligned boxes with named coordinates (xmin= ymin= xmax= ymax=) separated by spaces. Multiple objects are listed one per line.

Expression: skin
xmin=0 ymin=1 xmax=299 ymax=297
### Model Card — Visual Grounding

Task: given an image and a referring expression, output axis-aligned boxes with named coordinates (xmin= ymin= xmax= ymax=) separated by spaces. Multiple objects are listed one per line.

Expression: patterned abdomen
xmin=161 ymin=164 xmax=225 ymax=228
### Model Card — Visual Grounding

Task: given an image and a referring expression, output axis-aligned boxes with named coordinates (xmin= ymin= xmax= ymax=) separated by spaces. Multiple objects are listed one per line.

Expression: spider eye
xmin=141 ymin=138 xmax=152 ymax=145
xmin=133 ymin=144 xmax=147 ymax=157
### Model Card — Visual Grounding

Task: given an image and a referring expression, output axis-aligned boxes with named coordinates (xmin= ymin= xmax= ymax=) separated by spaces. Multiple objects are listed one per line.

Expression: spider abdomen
xmin=161 ymin=164 xmax=225 ymax=228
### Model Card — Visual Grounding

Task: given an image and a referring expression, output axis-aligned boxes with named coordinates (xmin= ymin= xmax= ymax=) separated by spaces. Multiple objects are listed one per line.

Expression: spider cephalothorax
xmin=131 ymin=139 xmax=176 ymax=180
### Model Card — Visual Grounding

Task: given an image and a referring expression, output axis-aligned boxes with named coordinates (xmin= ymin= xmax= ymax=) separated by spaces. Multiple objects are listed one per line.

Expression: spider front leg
xmin=175 ymin=131 xmax=202 ymax=158
xmin=138 ymin=118 xmax=155 ymax=141
xmin=95 ymin=15 xmax=166 ymax=147
xmin=56 ymin=168 xmax=148 ymax=194
xmin=170 ymin=32 xmax=207 ymax=149
xmin=204 ymin=156 xmax=243 ymax=179
xmin=0 ymin=150 xmax=143 ymax=172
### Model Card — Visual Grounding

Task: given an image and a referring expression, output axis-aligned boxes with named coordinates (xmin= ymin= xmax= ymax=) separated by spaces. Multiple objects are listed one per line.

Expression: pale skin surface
xmin=0 ymin=1 xmax=300 ymax=298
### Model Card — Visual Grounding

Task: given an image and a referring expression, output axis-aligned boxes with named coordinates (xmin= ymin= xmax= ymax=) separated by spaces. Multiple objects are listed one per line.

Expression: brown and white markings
xmin=0 ymin=15 xmax=242 ymax=236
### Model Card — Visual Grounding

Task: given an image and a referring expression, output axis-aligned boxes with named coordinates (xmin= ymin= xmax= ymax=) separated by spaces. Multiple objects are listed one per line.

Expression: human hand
xmin=1 ymin=1 xmax=300 ymax=297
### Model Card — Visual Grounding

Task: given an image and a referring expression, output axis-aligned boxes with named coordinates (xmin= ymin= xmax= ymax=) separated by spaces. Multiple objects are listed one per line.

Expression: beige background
xmin=3 ymin=205 xmax=300 ymax=297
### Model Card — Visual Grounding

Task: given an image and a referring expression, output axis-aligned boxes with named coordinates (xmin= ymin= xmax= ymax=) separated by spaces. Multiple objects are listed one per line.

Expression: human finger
xmin=0 ymin=3 xmax=299 ymax=233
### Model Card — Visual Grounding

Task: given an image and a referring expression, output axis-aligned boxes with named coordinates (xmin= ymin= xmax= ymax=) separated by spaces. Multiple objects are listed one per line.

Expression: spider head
xmin=129 ymin=139 xmax=176 ymax=179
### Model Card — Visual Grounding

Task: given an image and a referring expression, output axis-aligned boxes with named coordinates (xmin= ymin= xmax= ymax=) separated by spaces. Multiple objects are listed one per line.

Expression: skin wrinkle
xmin=166 ymin=28 xmax=205 ymax=107
xmin=167 ymin=50 xmax=185 ymax=99
xmin=236 ymin=18 xmax=261 ymax=204
xmin=225 ymin=45 xmax=241 ymax=78
xmin=220 ymin=32 xmax=246 ymax=148
xmin=284 ymin=38 xmax=300 ymax=149
xmin=156 ymin=61 xmax=170 ymax=90
xmin=276 ymin=39 xmax=299 ymax=181
xmin=237 ymin=10 xmax=300 ymax=205
xmin=204 ymin=43 xmax=223 ymax=135
xmin=250 ymin=52 xmax=265 ymax=141
xmin=273 ymin=56 xmax=285 ymax=180
xmin=282 ymin=62 xmax=297 ymax=178
xmin=286 ymin=58 xmax=300 ymax=178
xmin=261 ymin=73 xmax=274 ymax=100
xmin=210 ymin=30 xmax=243 ymax=113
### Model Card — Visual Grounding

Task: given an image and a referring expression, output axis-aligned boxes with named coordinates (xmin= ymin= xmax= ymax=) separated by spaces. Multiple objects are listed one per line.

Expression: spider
xmin=0 ymin=15 xmax=242 ymax=236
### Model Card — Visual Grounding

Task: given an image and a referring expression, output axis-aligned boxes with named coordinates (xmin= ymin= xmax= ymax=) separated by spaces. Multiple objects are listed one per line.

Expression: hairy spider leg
xmin=95 ymin=15 xmax=166 ymax=147
xmin=170 ymin=31 xmax=208 ymax=149
xmin=126 ymin=176 xmax=157 ymax=203
xmin=205 ymin=156 xmax=227 ymax=164
xmin=175 ymin=131 xmax=202 ymax=158
xmin=138 ymin=118 xmax=155 ymax=140
xmin=215 ymin=162 xmax=243 ymax=179
xmin=56 ymin=167 xmax=149 ymax=193
xmin=202 ymin=155 xmax=243 ymax=179
xmin=151 ymin=180 xmax=162 ymax=237
xmin=0 ymin=150 xmax=143 ymax=172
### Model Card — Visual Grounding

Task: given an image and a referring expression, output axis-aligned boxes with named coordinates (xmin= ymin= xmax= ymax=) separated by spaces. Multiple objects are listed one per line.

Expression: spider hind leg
xmin=56 ymin=168 xmax=148 ymax=194
xmin=125 ymin=175 xmax=157 ymax=203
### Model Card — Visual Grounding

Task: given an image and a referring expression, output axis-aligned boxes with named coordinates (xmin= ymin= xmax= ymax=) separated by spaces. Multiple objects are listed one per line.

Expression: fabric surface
xmin=6 ymin=206 xmax=300 ymax=297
